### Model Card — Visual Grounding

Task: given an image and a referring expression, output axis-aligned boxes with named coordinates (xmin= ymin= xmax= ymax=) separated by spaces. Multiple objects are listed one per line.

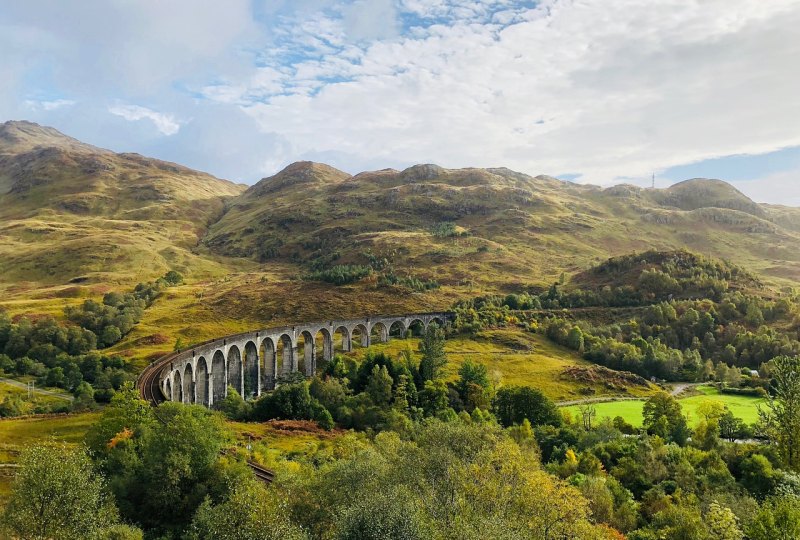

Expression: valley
xmin=1 ymin=121 xmax=798 ymax=539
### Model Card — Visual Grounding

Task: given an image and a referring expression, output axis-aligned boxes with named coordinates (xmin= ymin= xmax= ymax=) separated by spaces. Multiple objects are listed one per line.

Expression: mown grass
xmin=563 ymin=386 xmax=764 ymax=427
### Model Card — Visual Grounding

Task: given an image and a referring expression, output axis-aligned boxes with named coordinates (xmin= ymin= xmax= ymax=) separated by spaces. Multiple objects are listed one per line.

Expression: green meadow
xmin=564 ymin=386 xmax=764 ymax=427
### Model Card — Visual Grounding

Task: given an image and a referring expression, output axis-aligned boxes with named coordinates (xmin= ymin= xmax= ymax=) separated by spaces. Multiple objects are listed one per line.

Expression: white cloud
xmin=1 ymin=0 xmax=799 ymax=200
xmin=24 ymin=98 xmax=75 ymax=111
xmin=235 ymin=0 xmax=800 ymax=187
xmin=108 ymin=104 xmax=181 ymax=136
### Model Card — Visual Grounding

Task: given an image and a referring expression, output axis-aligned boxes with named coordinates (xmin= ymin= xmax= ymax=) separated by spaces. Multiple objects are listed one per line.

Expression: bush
xmin=253 ymin=381 xmax=331 ymax=423
xmin=162 ymin=270 xmax=184 ymax=285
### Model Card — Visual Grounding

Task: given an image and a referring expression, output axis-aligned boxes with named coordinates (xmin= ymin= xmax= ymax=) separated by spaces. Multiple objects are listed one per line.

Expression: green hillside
xmin=205 ymin=161 xmax=800 ymax=296
xmin=0 ymin=121 xmax=246 ymax=288
xmin=0 ymin=123 xmax=798 ymax=366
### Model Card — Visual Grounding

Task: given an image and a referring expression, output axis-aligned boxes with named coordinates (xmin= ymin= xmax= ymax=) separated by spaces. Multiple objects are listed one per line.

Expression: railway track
xmin=136 ymin=353 xmax=275 ymax=484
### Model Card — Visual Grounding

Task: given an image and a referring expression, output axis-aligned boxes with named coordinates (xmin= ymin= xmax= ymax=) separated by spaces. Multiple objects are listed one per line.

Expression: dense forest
xmin=454 ymin=250 xmax=799 ymax=385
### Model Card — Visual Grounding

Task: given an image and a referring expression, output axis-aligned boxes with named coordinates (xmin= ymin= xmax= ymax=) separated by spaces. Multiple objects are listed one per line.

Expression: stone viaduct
xmin=157 ymin=312 xmax=453 ymax=407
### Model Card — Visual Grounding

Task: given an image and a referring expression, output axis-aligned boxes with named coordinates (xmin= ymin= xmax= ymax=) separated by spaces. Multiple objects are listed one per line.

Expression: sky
xmin=1 ymin=0 xmax=798 ymax=205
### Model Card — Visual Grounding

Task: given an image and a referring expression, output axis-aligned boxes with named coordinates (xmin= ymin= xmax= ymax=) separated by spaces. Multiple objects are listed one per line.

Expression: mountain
xmin=2 ymin=121 xmax=799 ymax=327
xmin=205 ymin=161 xmax=800 ymax=290
xmin=0 ymin=121 xmax=246 ymax=285
xmin=649 ymin=178 xmax=766 ymax=217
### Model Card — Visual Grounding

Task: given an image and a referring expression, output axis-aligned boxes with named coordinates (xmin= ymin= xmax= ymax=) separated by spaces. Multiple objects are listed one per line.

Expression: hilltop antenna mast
xmin=651 ymin=172 xmax=655 ymax=189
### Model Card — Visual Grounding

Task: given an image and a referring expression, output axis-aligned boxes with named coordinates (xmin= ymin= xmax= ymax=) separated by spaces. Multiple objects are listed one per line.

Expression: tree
xmin=366 ymin=365 xmax=393 ymax=405
xmin=493 ymin=386 xmax=561 ymax=428
xmin=216 ymin=387 xmax=252 ymax=420
xmin=187 ymin=478 xmax=307 ymax=540
xmin=1 ymin=445 xmax=124 ymax=540
xmin=746 ymin=496 xmax=800 ymax=540
xmin=89 ymin=399 xmax=229 ymax=534
xmin=759 ymin=355 xmax=800 ymax=471
xmin=719 ymin=410 xmax=747 ymax=442
xmin=578 ymin=404 xmax=597 ymax=430
xmin=100 ymin=325 xmax=123 ymax=347
xmin=253 ymin=381 xmax=315 ymax=421
xmin=706 ymin=502 xmax=743 ymax=540
xmin=642 ymin=391 xmax=690 ymax=444
xmin=739 ymin=454 xmax=777 ymax=499
xmin=418 ymin=322 xmax=446 ymax=382
xmin=334 ymin=491 xmax=430 ymax=540
xmin=419 ymin=379 xmax=449 ymax=417
xmin=566 ymin=326 xmax=585 ymax=352
xmin=0 ymin=394 xmax=27 ymax=417
xmin=456 ymin=358 xmax=490 ymax=411
xmin=73 ymin=380 xmax=96 ymax=409
xmin=163 ymin=270 xmax=184 ymax=286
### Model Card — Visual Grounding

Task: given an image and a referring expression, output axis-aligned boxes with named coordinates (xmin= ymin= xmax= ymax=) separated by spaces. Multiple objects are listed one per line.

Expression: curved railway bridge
xmin=137 ymin=312 xmax=452 ymax=408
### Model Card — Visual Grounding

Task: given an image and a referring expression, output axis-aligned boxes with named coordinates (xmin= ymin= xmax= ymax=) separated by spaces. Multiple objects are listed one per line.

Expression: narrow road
xmin=669 ymin=382 xmax=703 ymax=397
xmin=0 ymin=377 xmax=74 ymax=401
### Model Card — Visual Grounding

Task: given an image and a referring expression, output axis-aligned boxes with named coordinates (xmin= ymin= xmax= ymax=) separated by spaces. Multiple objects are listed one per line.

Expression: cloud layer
xmin=0 ymin=0 xmax=798 ymax=203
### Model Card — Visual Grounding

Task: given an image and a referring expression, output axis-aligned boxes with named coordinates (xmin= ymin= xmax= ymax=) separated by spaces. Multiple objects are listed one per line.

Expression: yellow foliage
xmin=107 ymin=427 xmax=133 ymax=449
xmin=565 ymin=448 xmax=578 ymax=465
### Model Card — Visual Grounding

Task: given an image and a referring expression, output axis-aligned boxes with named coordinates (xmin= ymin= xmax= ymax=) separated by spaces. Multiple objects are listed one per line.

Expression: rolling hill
xmin=205 ymin=161 xmax=800 ymax=293
xmin=1 ymin=122 xmax=798 ymax=343
xmin=0 ymin=121 xmax=246 ymax=287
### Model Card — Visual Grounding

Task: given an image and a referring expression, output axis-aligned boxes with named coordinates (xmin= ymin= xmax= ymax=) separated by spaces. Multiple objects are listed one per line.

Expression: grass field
xmin=0 ymin=380 xmax=71 ymax=403
xmin=563 ymin=386 xmax=764 ymax=427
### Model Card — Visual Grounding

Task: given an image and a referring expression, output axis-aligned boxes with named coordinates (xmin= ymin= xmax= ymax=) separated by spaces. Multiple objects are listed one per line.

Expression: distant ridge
xmin=1 ymin=121 xmax=798 ymax=288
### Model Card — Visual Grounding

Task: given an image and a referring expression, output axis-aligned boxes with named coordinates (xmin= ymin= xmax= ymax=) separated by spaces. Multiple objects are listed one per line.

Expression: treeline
xmin=216 ymin=323 xmax=562 ymax=441
xmin=8 ymin=358 xmax=800 ymax=539
xmin=454 ymin=278 xmax=798 ymax=382
xmin=0 ymin=313 xmax=131 ymax=402
xmin=305 ymin=249 xmax=439 ymax=291
xmin=535 ymin=357 xmax=800 ymax=539
xmin=1 ymin=387 xmax=608 ymax=540
xmin=0 ymin=270 xmax=183 ymax=414
xmin=541 ymin=294 xmax=800 ymax=382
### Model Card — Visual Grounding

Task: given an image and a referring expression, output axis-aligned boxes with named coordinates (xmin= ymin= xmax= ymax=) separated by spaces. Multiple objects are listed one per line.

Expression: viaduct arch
xmin=145 ymin=312 xmax=452 ymax=408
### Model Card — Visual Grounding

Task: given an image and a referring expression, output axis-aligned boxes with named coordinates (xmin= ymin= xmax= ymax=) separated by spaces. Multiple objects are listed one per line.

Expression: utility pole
xmin=27 ymin=381 xmax=34 ymax=399
xmin=652 ymin=172 xmax=655 ymax=189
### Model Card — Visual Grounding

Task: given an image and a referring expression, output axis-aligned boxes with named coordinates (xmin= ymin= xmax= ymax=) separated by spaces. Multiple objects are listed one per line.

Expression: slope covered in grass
xmin=0 ymin=121 xmax=245 ymax=287
xmin=205 ymin=161 xmax=800 ymax=294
